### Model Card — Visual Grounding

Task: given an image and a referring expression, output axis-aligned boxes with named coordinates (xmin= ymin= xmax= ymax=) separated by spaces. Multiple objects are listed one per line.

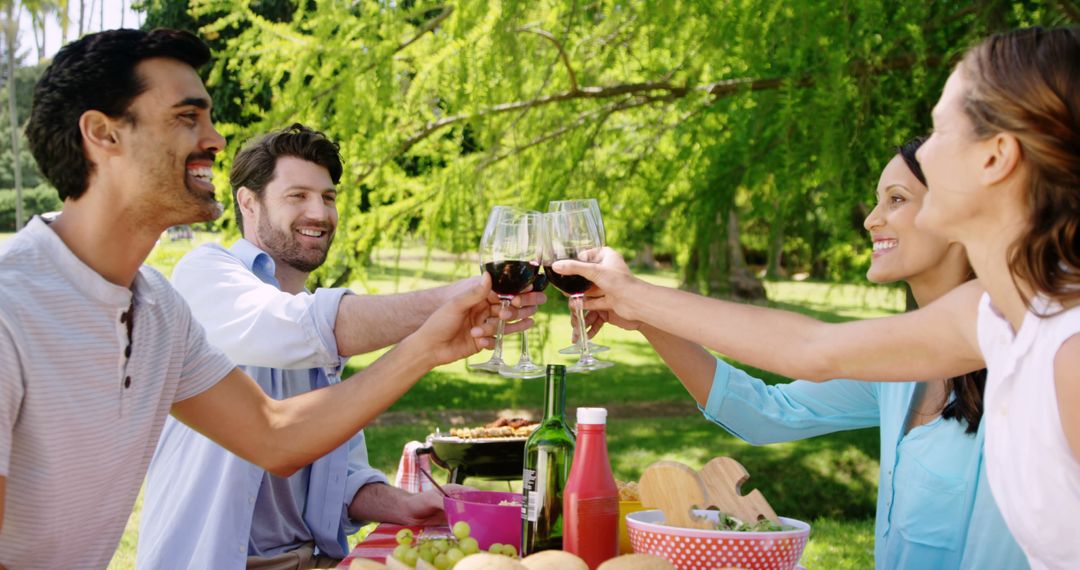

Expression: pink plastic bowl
xmin=626 ymin=509 xmax=810 ymax=570
xmin=443 ymin=491 xmax=522 ymax=552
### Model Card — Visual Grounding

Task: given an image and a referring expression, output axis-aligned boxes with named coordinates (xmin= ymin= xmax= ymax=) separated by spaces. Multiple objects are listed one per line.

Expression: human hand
xmin=409 ymin=274 xmax=534 ymax=366
xmin=552 ymin=247 xmax=643 ymax=322
xmin=397 ymin=484 xmax=473 ymax=526
xmin=452 ymin=275 xmax=546 ymax=324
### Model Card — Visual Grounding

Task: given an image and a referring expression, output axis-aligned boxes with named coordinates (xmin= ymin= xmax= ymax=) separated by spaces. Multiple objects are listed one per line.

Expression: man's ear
xmin=237 ymin=186 xmax=259 ymax=219
xmin=980 ymin=132 xmax=1023 ymax=186
xmin=78 ymin=110 xmax=122 ymax=157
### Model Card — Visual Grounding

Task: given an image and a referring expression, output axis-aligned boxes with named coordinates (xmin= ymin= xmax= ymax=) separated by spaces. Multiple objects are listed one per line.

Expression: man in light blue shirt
xmin=138 ymin=124 xmax=545 ymax=570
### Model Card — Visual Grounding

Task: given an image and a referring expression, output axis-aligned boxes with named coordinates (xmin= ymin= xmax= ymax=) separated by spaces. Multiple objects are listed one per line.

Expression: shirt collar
xmin=28 ymin=216 xmax=158 ymax=306
xmin=229 ymin=238 xmax=281 ymax=288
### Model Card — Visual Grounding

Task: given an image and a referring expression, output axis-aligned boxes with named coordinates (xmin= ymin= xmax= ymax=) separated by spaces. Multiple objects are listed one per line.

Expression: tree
xmin=149 ymin=0 xmax=1078 ymax=295
xmin=1 ymin=0 xmax=24 ymax=230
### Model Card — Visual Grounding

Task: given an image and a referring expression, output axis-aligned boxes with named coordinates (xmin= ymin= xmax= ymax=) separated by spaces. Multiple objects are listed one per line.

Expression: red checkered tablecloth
xmin=337 ymin=524 xmax=452 ymax=569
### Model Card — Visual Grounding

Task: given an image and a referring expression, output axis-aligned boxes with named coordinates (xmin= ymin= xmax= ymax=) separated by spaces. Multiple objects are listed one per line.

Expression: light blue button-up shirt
xmin=700 ymin=359 xmax=1028 ymax=570
xmin=137 ymin=240 xmax=389 ymax=570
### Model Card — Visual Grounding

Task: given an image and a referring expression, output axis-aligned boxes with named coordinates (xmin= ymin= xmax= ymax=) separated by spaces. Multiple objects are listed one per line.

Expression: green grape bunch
xmin=391 ymin=522 xmax=518 ymax=570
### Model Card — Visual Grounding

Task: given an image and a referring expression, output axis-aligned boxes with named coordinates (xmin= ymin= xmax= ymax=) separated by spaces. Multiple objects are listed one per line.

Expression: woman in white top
xmin=555 ymin=26 xmax=1080 ymax=569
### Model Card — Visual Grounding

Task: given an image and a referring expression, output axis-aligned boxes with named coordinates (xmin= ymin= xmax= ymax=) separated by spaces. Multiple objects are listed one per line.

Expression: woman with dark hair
xmin=594 ymin=140 xmax=1025 ymax=569
xmin=556 ymin=27 xmax=1080 ymax=568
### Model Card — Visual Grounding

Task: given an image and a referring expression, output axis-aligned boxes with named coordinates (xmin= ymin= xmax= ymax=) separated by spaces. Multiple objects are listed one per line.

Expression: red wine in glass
xmin=543 ymin=265 xmax=593 ymax=296
xmin=484 ymin=260 xmax=539 ymax=296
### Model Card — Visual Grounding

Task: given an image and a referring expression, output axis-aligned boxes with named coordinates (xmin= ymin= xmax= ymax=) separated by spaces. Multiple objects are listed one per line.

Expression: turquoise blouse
xmin=699 ymin=359 xmax=1028 ymax=570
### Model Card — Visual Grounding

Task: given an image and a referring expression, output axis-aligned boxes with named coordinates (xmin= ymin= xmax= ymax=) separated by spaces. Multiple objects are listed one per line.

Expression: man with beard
xmin=138 ymin=125 xmax=545 ymax=570
xmin=0 ymin=31 xmax=534 ymax=569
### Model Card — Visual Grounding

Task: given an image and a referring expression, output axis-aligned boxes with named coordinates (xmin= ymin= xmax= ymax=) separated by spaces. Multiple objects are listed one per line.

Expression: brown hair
xmin=960 ymin=26 xmax=1080 ymax=311
xmin=230 ymin=123 xmax=342 ymax=235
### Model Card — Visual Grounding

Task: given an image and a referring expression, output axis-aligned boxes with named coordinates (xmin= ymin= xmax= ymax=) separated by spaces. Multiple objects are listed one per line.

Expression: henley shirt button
xmin=124 ymin=345 xmax=132 ymax=358
xmin=120 ymin=311 xmax=129 ymax=323
xmin=124 ymin=376 xmax=132 ymax=389
xmin=249 ymin=496 xmax=255 ymax=504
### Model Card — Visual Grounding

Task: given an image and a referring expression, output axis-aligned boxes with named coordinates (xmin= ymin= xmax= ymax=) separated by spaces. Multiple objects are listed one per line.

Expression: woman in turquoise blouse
xmin=597 ymin=140 xmax=1027 ymax=569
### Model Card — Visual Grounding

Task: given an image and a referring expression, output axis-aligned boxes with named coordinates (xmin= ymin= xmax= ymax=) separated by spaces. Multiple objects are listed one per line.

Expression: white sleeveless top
xmin=978 ymin=293 xmax=1080 ymax=570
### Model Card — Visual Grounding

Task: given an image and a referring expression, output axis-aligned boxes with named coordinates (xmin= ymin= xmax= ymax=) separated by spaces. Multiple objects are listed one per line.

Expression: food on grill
xmin=448 ymin=418 xmax=538 ymax=439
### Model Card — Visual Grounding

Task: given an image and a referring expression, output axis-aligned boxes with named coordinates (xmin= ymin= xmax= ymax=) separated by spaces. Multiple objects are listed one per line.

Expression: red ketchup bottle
xmin=562 ymin=407 xmax=618 ymax=569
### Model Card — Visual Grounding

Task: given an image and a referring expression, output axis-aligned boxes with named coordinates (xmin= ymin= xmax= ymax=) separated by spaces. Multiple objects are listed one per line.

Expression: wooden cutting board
xmin=638 ymin=457 xmax=779 ymax=528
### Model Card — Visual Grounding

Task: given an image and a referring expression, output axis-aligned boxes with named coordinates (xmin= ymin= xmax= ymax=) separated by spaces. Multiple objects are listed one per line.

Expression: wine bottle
xmin=521 ymin=364 xmax=575 ymax=555
xmin=562 ymin=407 xmax=618 ymax=569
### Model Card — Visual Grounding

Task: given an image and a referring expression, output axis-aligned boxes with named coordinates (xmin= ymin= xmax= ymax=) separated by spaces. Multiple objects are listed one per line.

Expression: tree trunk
xmin=705 ymin=208 xmax=730 ymax=298
xmin=78 ymin=0 xmax=84 ymax=36
xmin=727 ymin=209 xmax=766 ymax=301
xmin=632 ymin=243 xmax=658 ymax=269
xmin=4 ymin=3 xmax=24 ymax=231
xmin=765 ymin=199 xmax=786 ymax=279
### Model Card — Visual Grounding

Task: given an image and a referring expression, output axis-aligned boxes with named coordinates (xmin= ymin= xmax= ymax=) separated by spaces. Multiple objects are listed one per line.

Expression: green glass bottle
xmin=521 ymin=364 xmax=576 ymax=555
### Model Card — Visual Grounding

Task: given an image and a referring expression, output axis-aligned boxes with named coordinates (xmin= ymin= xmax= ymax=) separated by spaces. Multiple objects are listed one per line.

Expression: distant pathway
xmin=371 ymin=400 xmax=699 ymax=427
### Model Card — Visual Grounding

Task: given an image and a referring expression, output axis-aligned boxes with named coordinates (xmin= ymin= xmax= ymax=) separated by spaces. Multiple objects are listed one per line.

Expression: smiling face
xmin=246 ymin=155 xmax=338 ymax=273
xmin=863 ymin=155 xmax=957 ymax=285
xmin=119 ymin=57 xmax=226 ymax=226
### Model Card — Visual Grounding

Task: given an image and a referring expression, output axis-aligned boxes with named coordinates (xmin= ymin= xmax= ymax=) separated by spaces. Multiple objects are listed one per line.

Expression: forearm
xmin=640 ymin=325 xmax=717 ymax=406
xmin=348 ymin=482 xmax=412 ymax=523
xmin=173 ymin=337 xmax=436 ymax=478
xmin=336 ymin=281 xmax=468 ymax=356
xmin=619 ymin=279 xmax=983 ymax=382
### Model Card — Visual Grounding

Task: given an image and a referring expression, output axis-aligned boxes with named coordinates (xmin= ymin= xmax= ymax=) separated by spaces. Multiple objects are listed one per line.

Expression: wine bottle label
xmin=523 ymin=451 xmax=552 ymax=523
xmin=522 ymin=467 xmax=537 ymax=522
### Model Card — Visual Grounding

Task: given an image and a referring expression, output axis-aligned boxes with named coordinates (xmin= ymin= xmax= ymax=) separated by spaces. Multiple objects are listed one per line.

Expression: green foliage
xmin=0 ymin=64 xmax=45 ymax=190
xmin=143 ymin=0 xmax=1076 ymax=293
xmin=0 ymin=185 xmax=60 ymax=230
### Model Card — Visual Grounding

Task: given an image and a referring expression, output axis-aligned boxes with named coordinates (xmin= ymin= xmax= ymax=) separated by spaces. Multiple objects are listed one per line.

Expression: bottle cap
xmin=546 ymin=364 xmax=566 ymax=376
xmin=576 ymin=407 xmax=607 ymax=425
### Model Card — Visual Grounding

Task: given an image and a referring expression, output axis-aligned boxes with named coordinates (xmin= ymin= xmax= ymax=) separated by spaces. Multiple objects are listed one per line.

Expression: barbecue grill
xmin=418 ymin=434 xmax=526 ymax=484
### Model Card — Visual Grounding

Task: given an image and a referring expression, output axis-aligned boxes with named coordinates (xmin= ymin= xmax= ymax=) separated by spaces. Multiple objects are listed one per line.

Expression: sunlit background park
xmin=3 ymin=0 xmax=1079 ymax=568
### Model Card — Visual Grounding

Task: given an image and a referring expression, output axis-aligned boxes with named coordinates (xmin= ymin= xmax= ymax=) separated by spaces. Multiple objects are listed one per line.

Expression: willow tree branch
xmin=399 ymin=6 xmax=455 ymax=53
xmin=359 ymin=54 xmax=931 ymax=182
xmin=518 ymin=26 xmax=579 ymax=92
xmin=477 ymin=95 xmax=665 ymax=170
xmin=313 ymin=6 xmax=454 ymax=101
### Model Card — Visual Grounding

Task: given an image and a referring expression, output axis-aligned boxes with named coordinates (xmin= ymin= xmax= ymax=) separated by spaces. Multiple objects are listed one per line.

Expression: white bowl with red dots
xmin=626 ymin=509 xmax=810 ymax=570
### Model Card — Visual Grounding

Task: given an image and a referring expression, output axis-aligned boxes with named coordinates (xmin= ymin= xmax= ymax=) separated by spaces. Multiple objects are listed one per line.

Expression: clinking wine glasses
xmin=543 ymin=209 xmax=613 ymax=373
xmin=468 ymin=209 xmax=543 ymax=374
xmin=548 ymin=199 xmax=610 ymax=355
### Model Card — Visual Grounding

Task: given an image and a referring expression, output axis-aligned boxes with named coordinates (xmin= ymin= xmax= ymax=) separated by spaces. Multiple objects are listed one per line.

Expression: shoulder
xmin=173 ymin=243 xmax=240 ymax=277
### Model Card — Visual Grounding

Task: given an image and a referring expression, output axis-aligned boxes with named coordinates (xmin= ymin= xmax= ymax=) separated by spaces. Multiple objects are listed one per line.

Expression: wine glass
xmin=499 ymin=213 xmax=546 ymax=379
xmin=543 ymin=209 xmax=613 ymax=373
xmin=548 ymin=199 xmax=610 ymax=355
xmin=468 ymin=210 xmax=542 ymax=373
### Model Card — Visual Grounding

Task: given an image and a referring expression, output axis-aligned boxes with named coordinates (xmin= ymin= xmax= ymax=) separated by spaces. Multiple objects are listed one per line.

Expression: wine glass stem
xmin=519 ymin=330 xmax=531 ymax=362
xmin=491 ymin=297 xmax=511 ymax=360
xmin=573 ymin=295 xmax=592 ymax=359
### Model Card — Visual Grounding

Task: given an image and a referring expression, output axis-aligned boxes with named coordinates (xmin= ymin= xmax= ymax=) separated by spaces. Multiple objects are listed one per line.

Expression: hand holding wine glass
xmin=550 ymin=246 xmax=642 ymax=324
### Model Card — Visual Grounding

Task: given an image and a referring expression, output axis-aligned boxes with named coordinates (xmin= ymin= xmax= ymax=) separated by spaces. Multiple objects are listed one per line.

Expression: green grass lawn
xmin=103 ymin=233 xmax=895 ymax=569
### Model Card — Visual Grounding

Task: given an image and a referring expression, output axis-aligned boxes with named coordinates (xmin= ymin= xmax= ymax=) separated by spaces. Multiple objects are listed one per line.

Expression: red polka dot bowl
xmin=626 ymin=509 xmax=810 ymax=570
